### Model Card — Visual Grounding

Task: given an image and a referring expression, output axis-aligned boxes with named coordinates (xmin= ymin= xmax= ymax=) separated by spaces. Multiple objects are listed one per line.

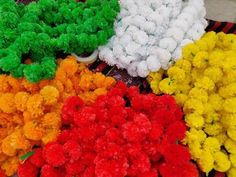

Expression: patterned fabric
xmin=206 ymin=20 xmax=236 ymax=34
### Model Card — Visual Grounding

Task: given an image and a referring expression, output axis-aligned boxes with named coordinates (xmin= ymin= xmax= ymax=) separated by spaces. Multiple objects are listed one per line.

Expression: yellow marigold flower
xmin=208 ymin=94 xmax=223 ymax=111
xmin=203 ymin=111 xmax=219 ymax=124
xmin=213 ymin=151 xmax=231 ymax=172
xmin=150 ymin=80 xmax=161 ymax=94
xmin=183 ymin=98 xmax=204 ymax=115
xmin=182 ymin=43 xmax=200 ymax=60
xmin=214 ymin=133 xmax=228 ymax=145
xmin=188 ymin=142 xmax=203 ymax=159
xmin=223 ymin=98 xmax=236 ymax=113
xmin=190 ymin=68 xmax=204 ymax=82
xmin=14 ymin=92 xmax=30 ymax=112
xmin=167 ymin=66 xmax=186 ymax=82
xmin=198 ymin=150 xmax=214 ymax=173
xmin=40 ymin=86 xmax=59 ymax=105
xmin=204 ymin=122 xmax=223 ymax=136
xmin=174 ymin=93 xmax=188 ymax=106
xmin=203 ymin=137 xmax=221 ymax=153
xmin=192 ymin=51 xmax=209 ymax=69
xmin=209 ymin=50 xmax=225 ymax=67
xmin=185 ymin=113 xmax=204 ymax=128
xmin=219 ymin=83 xmax=236 ymax=98
xmin=189 ymin=87 xmax=208 ymax=103
xmin=220 ymin=113 xmax=236 ymax=128
xmin=175 ymin=59 xmax=192 ymax=73
xmin=159 ymin=78 xmax=177 ymax=94
xmin=230 ymin=154 xmax=236 ymax=167
xmin=0 ymin=93 xmax=16 ymax=114
xmin=227 ymin=168 xmax=236 ymax=177
xmin=26 ymin=94 xmax=44 ymax=118
xmin=228 ymin=127 xmax=236 ymax=141
xmin=147 ymin=71 xmax=164 ymax=82
xmin=204 ymin=67 xmax=223 ymax=83
xmin=194 ymin=76 xmax=215 ymax=91
xmin=225 ymin=138 xmax=236 ymax=154
xmin=221 ymin=69 xmax=236 ymax=86
xmin=186 ymin=128 xmax=207 ymax=144
xmin=203 ymin=31 xmax=217 ymax=51
xmin=195 ymin=38 xmax=208 ymax=51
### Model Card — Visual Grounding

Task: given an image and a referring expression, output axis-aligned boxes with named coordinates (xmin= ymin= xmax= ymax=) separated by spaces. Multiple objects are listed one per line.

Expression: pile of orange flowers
xmin=0 ymin=56 xmax=116 ymax=176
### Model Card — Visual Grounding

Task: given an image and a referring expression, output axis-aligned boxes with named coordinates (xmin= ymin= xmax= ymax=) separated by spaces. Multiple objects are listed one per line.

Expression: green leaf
xmin=20 ymin=151 xmax=35 ymax=161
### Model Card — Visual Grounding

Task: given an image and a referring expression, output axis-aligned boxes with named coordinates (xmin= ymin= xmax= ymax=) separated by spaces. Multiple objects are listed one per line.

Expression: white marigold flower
xmin=99 ymin=0 xmax=207 ymax=77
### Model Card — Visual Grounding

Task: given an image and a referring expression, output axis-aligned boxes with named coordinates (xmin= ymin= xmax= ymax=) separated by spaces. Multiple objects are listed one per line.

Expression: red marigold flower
xmin=62 ymin=96 xmax=84 ymax=124
xmin=148 ymin=122 xmax=163 ymax=141
xmin=162 ymin=144 xmax=191 ymax=165
xmin=43 ymin=142 xmax=66 ymax=167
xmin=139 ymin=169 xmax=158 ymax=177
xmin=29 ymin=148 xmax=45 ymax=167
xmin=41 ymin=164 xmax=65 ymax=177
xmin=166 ymin=121 xmax=186 ymax=143
xmin=18 ymin=161 xmax=38 ymax=177
xmin=65 ymin=160 xmax=85 ymax=176
xmin=63 ymin=140 xmax=82 ymax=161
xmin=18 ymin=82 xmax=196 ymax=177
xmin=74 ymin=107 xmax=96 ymax=127
xmin=95 ymin=157 xmax=128 ymax=177
xmin=0 ymin=169 xmax=6 ymax=177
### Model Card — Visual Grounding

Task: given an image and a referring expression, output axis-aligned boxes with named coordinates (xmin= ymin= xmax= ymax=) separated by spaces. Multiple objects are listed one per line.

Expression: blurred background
xmin=205 ymin=0 xmax=236 ymax=22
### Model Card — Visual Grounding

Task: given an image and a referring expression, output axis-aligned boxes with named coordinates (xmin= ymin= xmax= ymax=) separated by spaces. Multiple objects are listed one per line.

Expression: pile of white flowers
xmin=99 ymin=0 xmax=207 ymax=77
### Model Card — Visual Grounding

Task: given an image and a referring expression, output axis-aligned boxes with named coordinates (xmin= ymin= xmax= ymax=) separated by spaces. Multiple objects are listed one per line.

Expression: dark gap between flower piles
xmin=123 ymin=96 xmax=131 ymax=107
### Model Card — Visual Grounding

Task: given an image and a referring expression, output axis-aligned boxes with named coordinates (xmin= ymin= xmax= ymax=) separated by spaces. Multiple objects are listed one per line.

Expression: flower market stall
xmin=0 ymin=0 xmax=236 ymax=177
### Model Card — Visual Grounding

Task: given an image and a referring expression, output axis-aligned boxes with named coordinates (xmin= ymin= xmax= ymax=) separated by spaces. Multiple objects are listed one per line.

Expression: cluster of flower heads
xmin=148 ymin=32 xmax=236 ymax=177
xmin=17 ymin=82 xmax=198 ymax=177
xmin=0 ymin=55 xmax=115 ymax=176
xmin=99 ymin=0 xmax=207 ymax=77
xmin=0 ymin=0 xmax=120 ymax=82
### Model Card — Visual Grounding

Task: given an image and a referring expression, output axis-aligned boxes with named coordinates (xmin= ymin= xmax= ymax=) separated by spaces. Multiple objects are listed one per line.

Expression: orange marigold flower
xmin=26 ymin=94 xmax=44 ymax=118
xmin=23 ymin=121 xmax=44 ymax=141
xmin=60 ymin=56 xmax=78 ymax=76
xmin=15 ymin=92 xmax=30 ymax=112
xmin=0 ymin=93 xmax=16 ymax=113
xmin=1 ymin=156 xmax=19 ymax=176
xmin=40 ymin=86 xmax=59 ymax=105
xmin=0 ymin=55 xmax=116 ymax=176
xmin=22 ymin=79 xmax=40 ymax=93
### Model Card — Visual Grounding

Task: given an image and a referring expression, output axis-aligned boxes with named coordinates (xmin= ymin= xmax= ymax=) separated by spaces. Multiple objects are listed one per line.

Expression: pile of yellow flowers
xmin=0 ymin=56 xmax=115 ymax=176
xmin=148 ymin=32 xmax=236 ymax=176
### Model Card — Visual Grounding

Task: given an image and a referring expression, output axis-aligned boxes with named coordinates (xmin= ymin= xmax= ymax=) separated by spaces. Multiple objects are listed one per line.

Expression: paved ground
xmin=205 ymin=0 xmax=236 ymax=22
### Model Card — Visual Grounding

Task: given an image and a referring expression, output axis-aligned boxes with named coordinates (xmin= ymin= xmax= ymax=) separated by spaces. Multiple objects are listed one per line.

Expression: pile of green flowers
xmin=0 ymin=0 xmax=120 ymax=82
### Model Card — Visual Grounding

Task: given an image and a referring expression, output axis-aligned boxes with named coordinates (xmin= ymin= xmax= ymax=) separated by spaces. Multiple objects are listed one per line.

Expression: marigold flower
xmin=0 ymin=93 xmax=16 ymax=114
xmin=40 ymin=86 xmax=59 ymax=106
xmin=148 ymin=32 xmax=236 ymax=173
xmin=18 ymin=82 xmax=197 ymax=177
xmin=0 ymin=56 xmax=116 ymax=176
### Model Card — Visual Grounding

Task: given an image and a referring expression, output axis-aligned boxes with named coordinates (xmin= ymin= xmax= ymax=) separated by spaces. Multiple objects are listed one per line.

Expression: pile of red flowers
xmin=17 ymin=82 xmax=198 ymax=177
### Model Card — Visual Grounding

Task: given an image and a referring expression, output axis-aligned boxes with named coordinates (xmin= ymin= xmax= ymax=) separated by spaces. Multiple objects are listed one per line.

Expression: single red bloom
xmin=43 ymin=142 xmax=66 ymax=167
xmin=18 ymin=161 xmax=38 ymax=177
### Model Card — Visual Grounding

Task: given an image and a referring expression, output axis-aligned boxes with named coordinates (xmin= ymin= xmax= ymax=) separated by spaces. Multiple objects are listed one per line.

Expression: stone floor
xmin=205 ymin=0 xmax=236 ymax=22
